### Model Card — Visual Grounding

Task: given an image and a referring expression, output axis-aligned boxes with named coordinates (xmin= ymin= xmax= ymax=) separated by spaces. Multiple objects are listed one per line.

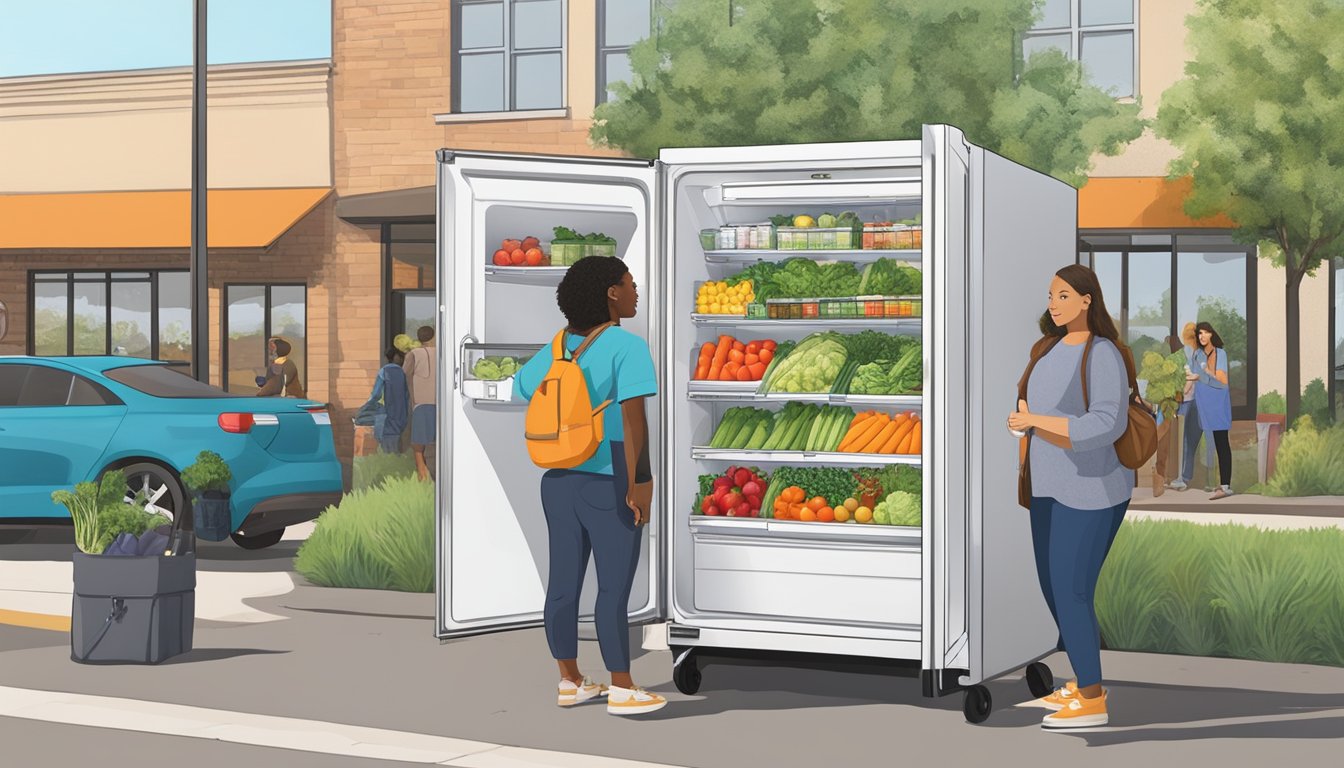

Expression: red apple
xmin=733 ymin=468 xmax=752 ymax=487
xmin=741 ymin=481 xmax=761 ymax=498
xmin=510 ymin=248 xmax=527 ymax=265
xmin=735 ymin=502 xmax=751 ymax=517
xmin=521 ymin=236 xmax=541 ymax=251
xmin=492 ymin=249 xmax=511 ymax=266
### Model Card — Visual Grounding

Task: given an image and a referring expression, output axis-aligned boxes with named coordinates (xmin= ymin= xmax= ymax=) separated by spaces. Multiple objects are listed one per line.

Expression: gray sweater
xmin=1026 ymin=337 xmax=1134 ymax=510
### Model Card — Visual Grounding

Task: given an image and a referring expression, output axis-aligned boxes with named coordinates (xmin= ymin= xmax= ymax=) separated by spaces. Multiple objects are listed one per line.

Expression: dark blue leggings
xmin=539 ymin=442 xmax=642 ymax=673
xmin=1029 ymin=496 xmax=1129 ymax=688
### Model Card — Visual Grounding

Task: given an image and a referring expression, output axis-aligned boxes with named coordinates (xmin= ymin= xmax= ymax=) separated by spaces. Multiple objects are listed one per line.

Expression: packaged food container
xmin=883 ymin=296 xmax=923 ymax=318
xmin=893 ymin=225 xmax=923 ymax=250
xmin=699 ymin=229 xmax=718 ymax=251
xmin=746 ymin=303 xmax=768 ymax=319
xmin=800 ymin=299 xmax=821 ymax=319
xmin=714 ymin=223 xmax=774 ymax=250
xmin=857 ymin=295 xmax=885 ymax=318
xmin=461 ymin=343 xmax=541 ymax=401
xmin=840 ymin=298 xmax=862 ymax=318
xmin=776 ymin=226 xmax=860 ymax=250
xmin=820 ymin=298 xmax=844 ymax=318
xmin=862 ymin=223 xmax=898 ymax=250
xmin=551 ymin=240 xmax=617 ymax=265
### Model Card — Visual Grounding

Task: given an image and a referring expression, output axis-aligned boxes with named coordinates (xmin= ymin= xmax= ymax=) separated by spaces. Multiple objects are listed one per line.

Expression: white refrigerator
xmin=434 ymin=125 xmax=1076 ymax=723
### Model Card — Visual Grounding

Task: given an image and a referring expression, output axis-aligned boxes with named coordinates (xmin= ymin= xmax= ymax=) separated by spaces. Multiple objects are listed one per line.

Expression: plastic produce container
xmin=883 ymin=296 xmax=923 ymax=318
xmin=776 ymin=226 xmax=860 ymax=250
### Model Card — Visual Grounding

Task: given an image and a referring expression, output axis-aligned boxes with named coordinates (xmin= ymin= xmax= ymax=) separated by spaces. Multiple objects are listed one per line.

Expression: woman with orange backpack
xmin=512 ymin=256 xmax=665 ymax=716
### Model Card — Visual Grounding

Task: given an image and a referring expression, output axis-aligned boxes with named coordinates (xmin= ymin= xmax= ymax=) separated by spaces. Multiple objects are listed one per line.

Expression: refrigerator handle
xmin=455 ymin=333 xmax=479 ymax=391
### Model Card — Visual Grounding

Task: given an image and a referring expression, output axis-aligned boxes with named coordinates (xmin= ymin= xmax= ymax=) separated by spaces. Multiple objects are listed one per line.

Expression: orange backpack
xmin=524 ymin=324 xmax=614 ymax=469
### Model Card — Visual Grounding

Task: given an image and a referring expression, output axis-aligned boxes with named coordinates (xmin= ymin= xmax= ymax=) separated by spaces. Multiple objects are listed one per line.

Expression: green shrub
xmin=1262 ymin=417 xmax=1344 ymax=496
xmin=1097 ymin=520 xmax=1344 ymax=667
xmin=180 ymin=450 xmax=233 ymax=495
xmin=1298 ymin=377 xmax=1334 ymax=427
xmin=353 ymin=451 xmax=417 ymax=491
xmin=1257 ymin=390 xmax=1286 ymax=415
xmin=295 ymin=476 xmax=433 ymax=592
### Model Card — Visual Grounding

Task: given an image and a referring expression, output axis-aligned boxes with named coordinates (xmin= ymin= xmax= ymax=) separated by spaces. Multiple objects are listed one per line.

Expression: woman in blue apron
xmin=1190 ymin=322 xmax=1233 ymax=499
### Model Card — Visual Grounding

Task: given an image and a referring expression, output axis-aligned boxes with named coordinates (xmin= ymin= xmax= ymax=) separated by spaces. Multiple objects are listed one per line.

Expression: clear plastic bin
xmin=776 ymin=226 xmax=860 ymax=250
xmin=460 ymin=342 xmax=542 ymax=401
xmin=715 ymin=223 xmax=775 ymax=250
xmin=551 ymin=241 xmax=617 ymax=265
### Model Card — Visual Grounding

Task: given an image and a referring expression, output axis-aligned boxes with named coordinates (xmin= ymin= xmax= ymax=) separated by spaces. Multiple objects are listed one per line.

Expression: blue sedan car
xmin=0 ymin=356 xmax=343 ymax=549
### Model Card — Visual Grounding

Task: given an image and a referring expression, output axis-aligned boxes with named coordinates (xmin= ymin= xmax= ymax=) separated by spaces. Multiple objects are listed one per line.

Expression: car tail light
xmin=218 ymin=413 xmax=279 ymax=433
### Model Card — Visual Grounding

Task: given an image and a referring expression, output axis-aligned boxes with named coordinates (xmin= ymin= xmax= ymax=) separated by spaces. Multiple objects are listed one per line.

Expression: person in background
xmin=364 ymin=347 xmax=408 ymax=453
xmin=1169 ymin=323 xmax=1203 ymax=491
xmin=1146 ymin=335 xmax=1185 ymax=497
xmin=402 ymin=326 xmax=437 ymax=481
xmin=1191 ymin=321 xmax=1234 ymax=499
xmin=1010 ymin=264 xmax=1133 ymax=730
xmin=257 ymin=337 xmax=305 ymax=398
xmin=513 ymin=256 xmax=664 ymax=716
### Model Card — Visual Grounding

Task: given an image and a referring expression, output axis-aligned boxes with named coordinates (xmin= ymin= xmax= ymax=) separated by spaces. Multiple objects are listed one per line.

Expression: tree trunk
xmin=1286 ymin=271 xmax=1304 ymax=425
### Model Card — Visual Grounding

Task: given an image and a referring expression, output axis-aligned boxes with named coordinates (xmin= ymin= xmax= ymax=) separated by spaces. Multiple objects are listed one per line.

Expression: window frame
xmin=452 ymin=0 xmax=568 ymax=114
xmin=0 ymin=363 xmax=122 ymax=408
xmin=1331 ymin=257 xmax=1342 ymax=420
xmin=382 ymin=221 xmax=438 ymax=353
xmin=1077 ymin=230 xmax=1258 ymax=421
xmin=1022 ymin=0 xmax=1139 ymax=99
xmin=221 ymin=283 xmax=308 ymax=394
xmin=26 ymin=269 xmax=185 ymax=365
xmin=595 ymin=0 xmax=660 ymax=106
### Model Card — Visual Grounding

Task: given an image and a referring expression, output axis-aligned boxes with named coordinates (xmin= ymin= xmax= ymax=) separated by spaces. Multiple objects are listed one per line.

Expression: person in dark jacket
xmin=365 ymin=347 xmax=409 ymax=453
xmin=257 ymin=337 xmax=305 ymax=398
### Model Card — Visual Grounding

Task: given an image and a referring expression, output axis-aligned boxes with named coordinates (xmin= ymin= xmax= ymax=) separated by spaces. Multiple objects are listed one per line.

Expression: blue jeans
xmin=1029 ymin=496 xmax=1129 ymax=688
xmin=539 ymin=441 xmax=642 ymax=673
xmin=1179 ymin=403 xmax=1203 ymax=484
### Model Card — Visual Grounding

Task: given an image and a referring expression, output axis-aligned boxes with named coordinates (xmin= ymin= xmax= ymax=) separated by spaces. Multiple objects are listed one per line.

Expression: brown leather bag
xmin=1080 ymin=336 xmax=1158 ymax=470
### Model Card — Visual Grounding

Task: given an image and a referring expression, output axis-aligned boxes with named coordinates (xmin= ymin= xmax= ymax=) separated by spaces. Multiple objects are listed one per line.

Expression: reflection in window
xmin=1091 ymin=251 xmax=1123 ymax=331
xmin=223 ymin=285 xmax=307 ymax=394
xmin=598 ymin=0 xmax=654 ymax=103
xmin=1177 ymin=251 xmax=1250 ymax=411
xmin=73 ymin=280 xmax=107 ymax=356
xmin=158 ymin=272 xmax=192 ymax=373
xmin=454 ymin=0 xmax=565 ymax=112
xmin=1127 ymin=251 xmax=1172 ymax=365
xmin=28 ymin=271 xmax=189 ymax=366
xmin=111 ymin=280 xmax=152 ymax=358
xmin=33 ymin=281 xmax=67 ymax=356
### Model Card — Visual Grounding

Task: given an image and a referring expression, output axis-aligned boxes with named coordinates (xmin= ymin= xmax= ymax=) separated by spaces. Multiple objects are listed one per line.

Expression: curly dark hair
xmin=556 ymin=256 xmax=629 ymax=330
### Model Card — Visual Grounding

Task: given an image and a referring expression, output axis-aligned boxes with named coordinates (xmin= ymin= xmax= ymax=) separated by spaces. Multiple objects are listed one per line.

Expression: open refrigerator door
xmin=435 ymin=151 xmax=664 ymax=639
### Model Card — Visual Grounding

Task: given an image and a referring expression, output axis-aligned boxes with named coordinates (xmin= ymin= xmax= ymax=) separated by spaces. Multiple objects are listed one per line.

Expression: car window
xmin=0 ymin=365 xmax=26 ymax=406
xmin=69 ymin=375 xmax=123 ymax=406
xmin=16 ymin=365 xmax=74 ymax=406
xmin=105 ymin=364 xmax=245 ymax=398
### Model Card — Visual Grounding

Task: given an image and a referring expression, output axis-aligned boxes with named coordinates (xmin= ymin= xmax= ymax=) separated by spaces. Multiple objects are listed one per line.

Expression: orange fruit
xmin=806 ymin=496 xmax=826 ymax=512
xmin=817 ymin=507 xmax=835 ymax=523
xmin=510 ymin=248 xmax=526 ymax=265
xmin=855 ymin=506 xmax=873 ymax=524
xmin=493 ymin=249 xmax=511 ymax=266
xmin=843 ymin=498 xmax=859 ymax=512
xmin=833 ymin=506 xmax=851 ymax=523
xmin=524 ymin=247 xmax=544 ymax=266
xmin=799 ymin=507 xmax=817 ymax=522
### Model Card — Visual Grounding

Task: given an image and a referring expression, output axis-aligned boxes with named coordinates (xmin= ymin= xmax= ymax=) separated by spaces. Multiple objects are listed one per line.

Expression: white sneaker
xmin=607 ymin=685 xmax=667 ymax=716
xmin=557 ymin=677 xmax=607 ymax=707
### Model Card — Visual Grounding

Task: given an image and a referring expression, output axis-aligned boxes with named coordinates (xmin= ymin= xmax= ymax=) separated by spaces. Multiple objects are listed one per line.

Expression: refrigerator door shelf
xmin=687 ymin=390 xmax=923 ymax=409
xmin=690 ymin=515 xmax=921 ymax=544
xmin=483 ymin=265 xmax=569 ymax=285
xmin=704 ymin=249 xmax=921 ymax=264
xmin=686 ymin=381 xmax=760 ymax=398
xmin=691 ymin=448 xmax=921 ymax=467
xmin=691 ymin=314 xmax=922 ymax=332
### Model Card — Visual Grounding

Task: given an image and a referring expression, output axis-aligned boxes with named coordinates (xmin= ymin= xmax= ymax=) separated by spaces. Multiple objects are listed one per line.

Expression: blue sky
xmin=0 ymin=0 xmax=331 ymax=78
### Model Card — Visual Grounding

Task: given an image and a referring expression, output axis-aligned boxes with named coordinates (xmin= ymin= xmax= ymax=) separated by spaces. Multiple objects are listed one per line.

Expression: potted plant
xmin=181 ymin=450 xmax=233 ymax=542
xmin=52 ymin=469 xmax=196 ymax=664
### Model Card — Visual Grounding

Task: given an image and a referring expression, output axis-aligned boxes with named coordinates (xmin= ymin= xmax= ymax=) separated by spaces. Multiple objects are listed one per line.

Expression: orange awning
xmin=0 ymin=188 xmax=331 ymax=249
xmin=1078 ymin=177 xmax=1236 ymax=229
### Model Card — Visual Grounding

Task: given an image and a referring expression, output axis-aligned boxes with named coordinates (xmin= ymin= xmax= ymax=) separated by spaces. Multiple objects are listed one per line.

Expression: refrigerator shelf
xmin=691 ymin=447 xmax=921 ymax=467
xmin=691 ymin=314 xmax=921 ymax=332
xmin=483 ymin=265 xmax=569 ymax=284
xmin=704 ymin=249 xmax=921 ymax=264
xmin=690 ymin=515 xmax=921 ymax=543
xmin=686 ymin=387 xmax=922 ymax=408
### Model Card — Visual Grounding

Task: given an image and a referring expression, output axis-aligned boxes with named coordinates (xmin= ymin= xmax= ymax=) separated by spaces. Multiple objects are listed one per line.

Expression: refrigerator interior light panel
xmin=718 ymin=179 xmax=922 ymax=202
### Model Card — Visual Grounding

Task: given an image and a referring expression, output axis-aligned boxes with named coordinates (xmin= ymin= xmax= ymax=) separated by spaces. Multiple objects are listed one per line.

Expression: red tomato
xmin=524 ymin=248 xmax=544 ymax=266
xmin=746 ymin=341 xmax=761 ymax=355
xmin=510 ymin=248 xmax=526 ymax=265
xmin=493 ymin=250 xmax=511 ymax=266
xmin=521 ymin=236 xmax=540 ymax=251
xmin=758 ymin=348 xmax=774 ymax=364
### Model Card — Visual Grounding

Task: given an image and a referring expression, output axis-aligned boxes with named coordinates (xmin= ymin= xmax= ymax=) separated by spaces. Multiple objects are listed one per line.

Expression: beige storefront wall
xmin=0 ymin=60 xmax=331 ymax=193
xmin=1082 ymin=0 xmax=1330 ymax=400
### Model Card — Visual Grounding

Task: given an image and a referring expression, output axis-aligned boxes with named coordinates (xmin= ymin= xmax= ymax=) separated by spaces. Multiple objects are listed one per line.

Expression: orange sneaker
xmin=1042 ymin=690 xmax=1108 ymax=729
xmin=1028 ymin=680 xmax=1078 ymax=711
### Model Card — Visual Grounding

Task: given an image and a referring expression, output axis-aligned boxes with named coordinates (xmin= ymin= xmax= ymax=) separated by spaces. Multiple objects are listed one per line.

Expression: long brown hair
xmin=1195 ymin=321 xmax=1224 ymax=349
xmin=1032 ymin=264 xmax=1137 ymax=380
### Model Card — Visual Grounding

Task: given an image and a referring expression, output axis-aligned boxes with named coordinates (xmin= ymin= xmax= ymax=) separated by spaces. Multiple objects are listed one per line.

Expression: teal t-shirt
xmin=514 ymin=325 xmax=657 ymax=475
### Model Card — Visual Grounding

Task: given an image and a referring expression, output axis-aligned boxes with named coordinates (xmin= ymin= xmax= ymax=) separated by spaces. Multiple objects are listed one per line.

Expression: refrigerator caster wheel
xmin=672 ymin=656 xmax=702 ymax=695
xmin=963 ymin=685 xmax=992 ymax=724
xmin=1026 ymin=662 xmax=1054 ymax=699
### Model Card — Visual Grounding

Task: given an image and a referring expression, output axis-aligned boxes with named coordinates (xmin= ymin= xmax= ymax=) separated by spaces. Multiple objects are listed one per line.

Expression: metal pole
xmin=190 ymin=0 xmax=209 ymax=382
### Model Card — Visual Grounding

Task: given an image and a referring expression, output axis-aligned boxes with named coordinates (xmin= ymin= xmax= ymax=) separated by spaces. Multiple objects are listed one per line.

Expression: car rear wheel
xmin=115 ymin=462 xmax=185 ymax=522
xmin=231 ymin=528 xmax=285 ymax=550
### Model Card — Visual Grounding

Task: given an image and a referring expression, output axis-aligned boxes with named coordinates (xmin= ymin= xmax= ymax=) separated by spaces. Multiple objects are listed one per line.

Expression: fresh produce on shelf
xmin=471 ymin=355 xmax=531 ymax=381
xmin=491 ymin=236 xmax=550 ymax=267
xmin=761 ymin=333 xmax=848 ymax=393
xmin=872 ymin=464 xmax=922 ymax=498
xmin=693 ymin=467 xmax=768 ymax=517
xmin=694 ymin=336 xmax=776 ymax=381
xmin=838 ymin=411 xmax=921 ymax=455
xmin=551 ymin=227 xmax=617 ymax=265
xmin=697 ymin=280 xmax=756 ymax=315
xmin=709 ymin=407 xmax=775 ymax=450
xmin=842 ymin=331 xmax=918 ymax=366
xmin=847 ymin=345 xmax=923 ymax=395
xmin=857 ymin=259 xmax=923 ymax=295
xmin=756 ymin=339 xmax=796 ymax=384
xmin=873 ymin=490 xmax=922 ymax=526
xmin=759 ymin=466 xmax=859 ymax=520
xmin=753 ymin=403 xmax=854 ymax=452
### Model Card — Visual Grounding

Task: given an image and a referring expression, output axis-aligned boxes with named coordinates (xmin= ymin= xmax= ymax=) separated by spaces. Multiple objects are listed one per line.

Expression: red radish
xmin=741 ymin=480 xmax=761 ymax=498
xmin=746 ymin=494 xmax=761 ymax=509
xmin=713 ymin=476 xmax=733 ymax=491
xmin=722 ymin=491 xmax=744 ymax=511
xmin=704 ymin=505 xmax=722 ymax=516
xmin=733 ymin=468 xmax=752 ymax=487
xmin=701 ymin=496 xmax=714 ymax=514
xmin=735 ymin=502 xmax=751 ymax=517
xmin=521 ymin=236 xmax=540 ymax=251
xmin=713 ymin=485 xmax=730 ymax=501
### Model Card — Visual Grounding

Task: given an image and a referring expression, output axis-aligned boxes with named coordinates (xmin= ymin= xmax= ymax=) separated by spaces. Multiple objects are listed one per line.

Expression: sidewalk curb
xmin=0 ymin=685 xmax=691 ymax=767
xmin=0 ymin=608 xmax=70 ymax=633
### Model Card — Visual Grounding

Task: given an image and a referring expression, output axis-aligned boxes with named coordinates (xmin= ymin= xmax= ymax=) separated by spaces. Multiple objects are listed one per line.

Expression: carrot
xmin=898 ymin=421 xmax=922 ymax=454
xmin=886 ymin=418 xmax=916 ymax=455
xmin=838 ymin=416 xmax=876 ymax=451
xmin=862 ymin=420 xmax=899 ymax=454
xmin=701 ymin=341 xmax=716 ymax=359
xmin=844 ymin=414 xmax=888 ymax=452
xmin=879 ymin=418 xmax=910 ymax=453
xmin=736 ymin=366 xmax=753 ymax=382
xmin=708 ymin=336 xmax=732 ymax=379
xmin=695 ymin=364 xmax=709 ymax=380
xmin=728 ymin=349 xmax=745 ymax=364
xmin=744 ymin=352 xmax=760 ymax=366
xmin=758 ymin=348 xmax=774 ymax=365
xmin=747 ymin=362 xmax=766 ymax=379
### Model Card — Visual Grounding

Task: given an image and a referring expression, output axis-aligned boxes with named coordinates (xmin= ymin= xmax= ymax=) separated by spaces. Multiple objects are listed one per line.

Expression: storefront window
xmin=1177 ymin=249 xmax=1251 ymax=415
xmin=385 ymin=223 xmax=437 ymax=350
xmin=223 ymin=284 xmax=306 ymax=394
xmin=1127 ymin=251 xmax=1172 ymax=362
xmin=29 ymin=271 xmax=189 ymax=368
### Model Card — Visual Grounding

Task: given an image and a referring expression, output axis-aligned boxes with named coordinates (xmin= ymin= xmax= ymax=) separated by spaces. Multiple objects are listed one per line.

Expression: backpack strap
xmin=570 ymin=322 xmax=614 ymax=362
xmin=1080 ymin=335 xmax=1141 ymax=410
xmin=551 ymin=323 xmax=615 ymax=416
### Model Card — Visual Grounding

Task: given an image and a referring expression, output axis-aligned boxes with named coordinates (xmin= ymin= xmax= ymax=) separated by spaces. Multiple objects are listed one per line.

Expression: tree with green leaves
xmin=1157 ymin=0 xmax=1344 ymax=423
xmin=592 ymin=0 xmax=1143 ymax=185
